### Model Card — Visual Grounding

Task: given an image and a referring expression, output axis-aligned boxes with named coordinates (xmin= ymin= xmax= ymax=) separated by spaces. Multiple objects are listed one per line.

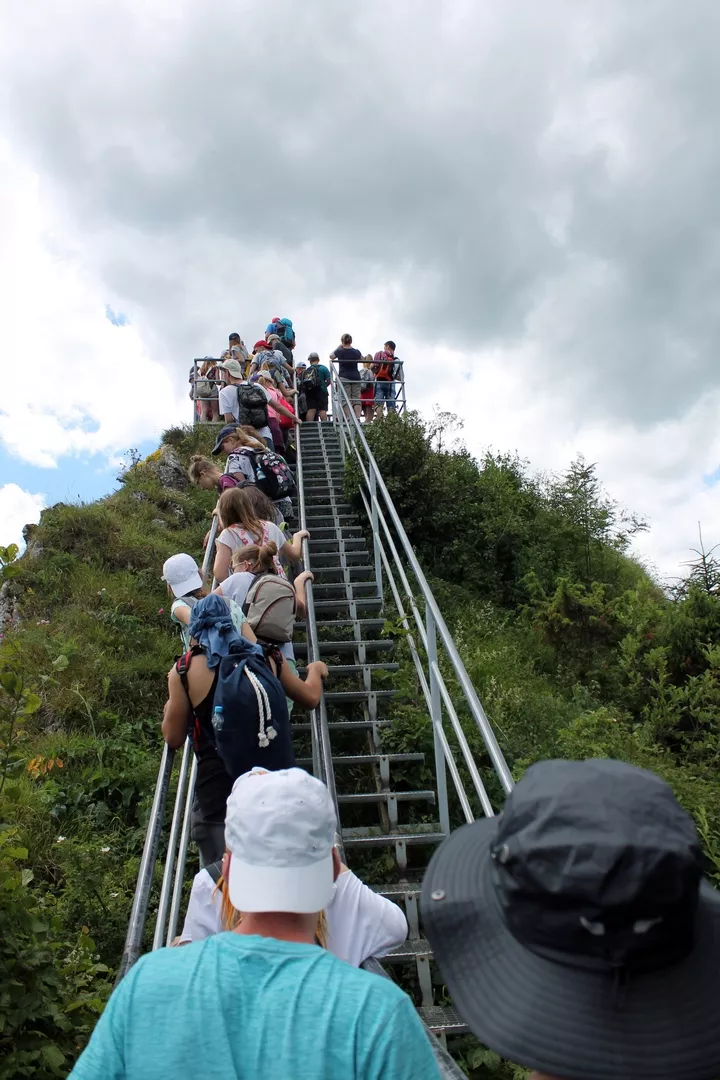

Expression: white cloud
xmin=0 ymin=484 xmax=46 ymax=550
xmin=0 ymin=139 xmax=190 ymax=469
xmin=0 ymin=0 xmax=719 ymax=590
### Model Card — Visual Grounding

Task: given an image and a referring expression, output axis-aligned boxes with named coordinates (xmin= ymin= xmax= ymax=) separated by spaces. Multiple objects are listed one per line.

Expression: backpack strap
xmin=175 ymin=645 xmax=203 ymax=697
xmin=205 ymin=861 xmax=223 ymax=885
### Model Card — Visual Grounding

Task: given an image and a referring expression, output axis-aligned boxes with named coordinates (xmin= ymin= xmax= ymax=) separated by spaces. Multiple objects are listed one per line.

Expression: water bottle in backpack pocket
xmin=211 ymin=641 xmax=294 ymax=782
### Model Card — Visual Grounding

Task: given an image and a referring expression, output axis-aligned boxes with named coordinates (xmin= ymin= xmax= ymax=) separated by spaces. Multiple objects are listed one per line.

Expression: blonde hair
xmin=231 ymin=541 xmax=278 ymax=574
xmin=220 ymin=426 xmax=267 ymax=452
xmin=188 ymin=455 xmax=220 ymax=484
xmin=217 ymin=875 xmax=328 ymax=947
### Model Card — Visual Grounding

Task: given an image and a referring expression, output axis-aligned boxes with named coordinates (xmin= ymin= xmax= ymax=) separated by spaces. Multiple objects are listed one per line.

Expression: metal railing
xmin=329 ymin=359 xmax=407 ymax=418
xmin=117 ymin=494 xmax=221 ymax=978
xmin=330 ymin=372 xmax=514 ymax=826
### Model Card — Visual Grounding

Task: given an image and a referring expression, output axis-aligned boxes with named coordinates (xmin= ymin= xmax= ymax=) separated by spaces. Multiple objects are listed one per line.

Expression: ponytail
xmin=188 ymin=455 xmax=216 ymax=484
xmin=231 ymin=541 xmax=278 ymax=575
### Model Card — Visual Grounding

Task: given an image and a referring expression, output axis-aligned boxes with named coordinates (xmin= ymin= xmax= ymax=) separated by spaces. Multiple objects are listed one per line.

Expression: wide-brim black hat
xmin=422 ymin=817 xmax=720 ymax=1080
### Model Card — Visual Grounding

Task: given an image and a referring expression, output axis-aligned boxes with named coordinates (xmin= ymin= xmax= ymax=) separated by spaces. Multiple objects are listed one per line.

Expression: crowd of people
xmin=68 ymin=316 xmax=720 ymax=1079
xmin=190 ymin=316 xmax=403 ymax=427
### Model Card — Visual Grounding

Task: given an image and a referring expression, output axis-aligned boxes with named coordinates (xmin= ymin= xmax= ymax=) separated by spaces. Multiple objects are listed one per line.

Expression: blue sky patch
xmin=0 ymin=437 xmax=159 ymax=509
xmin=703 ymin=466 xmax=720 ymax=487
xmin=105 ymin=304 xmax=129 ymax=327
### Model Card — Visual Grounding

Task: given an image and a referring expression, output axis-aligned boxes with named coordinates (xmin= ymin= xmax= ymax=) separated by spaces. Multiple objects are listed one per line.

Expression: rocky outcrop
xmin=153 ymin=447 xmax=189 ymax=491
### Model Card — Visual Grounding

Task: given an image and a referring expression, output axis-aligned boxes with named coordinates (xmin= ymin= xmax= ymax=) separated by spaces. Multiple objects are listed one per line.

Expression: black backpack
xmin=236 ymin=384 xmax=269 ymax=429
xmin=233 ymin=448 xmax=296 ymax=501
xmin=252 ymin=449 xmax=296 ymax=500
xmin=301 ymin=366 xmax=320 ymax=391
xmin=212 ymin=640 xmax=294 ymax=782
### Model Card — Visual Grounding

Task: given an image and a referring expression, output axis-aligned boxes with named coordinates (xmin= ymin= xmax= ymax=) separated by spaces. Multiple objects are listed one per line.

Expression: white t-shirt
xmin=225 ymin=450 xmax=256 ymax=484
xmin=218 ymin=382 xmax=273 ymax=441
xmin=179 ymin=867 xmax=408 ymax=967
xmin=216 ymin=571 xmax=295 ymax=661
xmin=216 ymin=521 xmax=287 ymax=577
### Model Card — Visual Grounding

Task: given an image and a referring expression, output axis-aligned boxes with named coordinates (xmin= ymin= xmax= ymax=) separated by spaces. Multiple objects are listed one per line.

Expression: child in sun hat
xmin=161 ymin=553 xmax=207 ymax=649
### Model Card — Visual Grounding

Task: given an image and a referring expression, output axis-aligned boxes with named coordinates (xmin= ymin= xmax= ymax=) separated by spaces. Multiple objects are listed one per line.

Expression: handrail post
xmin=369 ymin=464 xmax=383 ymax=602
xmin=116 ymin=743 xmax=175 ymax=982
xmin=395 ymin=361 xmax=406 ymax=416
xmin=427 ymin=608 xmax=450 ymax=835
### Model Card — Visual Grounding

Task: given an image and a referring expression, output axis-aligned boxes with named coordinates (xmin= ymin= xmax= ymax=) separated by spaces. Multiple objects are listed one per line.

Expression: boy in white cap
xmin=70 ymin=768 xmax=440 ymax=1080
xmin=161 ymin=552 xmax=205 ymax=650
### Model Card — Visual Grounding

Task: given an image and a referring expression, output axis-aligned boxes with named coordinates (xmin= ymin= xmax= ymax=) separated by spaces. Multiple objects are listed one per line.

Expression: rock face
xmin=153 ymin=448 xmax=189 ymax=491
xmin=0 ymin=580 xmax=19 ymax=637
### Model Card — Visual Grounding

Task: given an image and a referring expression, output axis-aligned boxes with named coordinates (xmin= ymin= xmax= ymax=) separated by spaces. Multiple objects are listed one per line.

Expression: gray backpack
xmin=242 ymin=573 xmax=297 ymax=643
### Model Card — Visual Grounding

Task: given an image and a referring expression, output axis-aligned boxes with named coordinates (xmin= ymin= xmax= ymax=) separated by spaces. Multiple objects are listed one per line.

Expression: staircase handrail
xmin=330 ymin=373 xmax=514 ymax=823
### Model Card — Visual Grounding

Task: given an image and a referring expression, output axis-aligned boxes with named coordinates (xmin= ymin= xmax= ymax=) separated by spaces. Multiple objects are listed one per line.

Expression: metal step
xmin=305 ymin=515 xmax=359 ymax=527
xmin=293 ymin=719 xmax=393 ymax=733
xmin=417 ymin=1006 xmax=468 ymax=1035
xmin=383 ymin=938 xmax=433 ymax=962
xmin=312 ymin=598 xmax=383 ymax=613
xmin=309 ymin=527 xmax=363 ymax=538
xmin=308 ymin=552 xmax=371 ymax=567
xmin=324 ymin=689 xmax=395 ymax=704
xmin=308 ymin=538 xmax=366 ymax=551
xmin=337 ymin=791 xmax=436 ymax=806
xmin=308 ymin=567 xmax=375 ymax=583
xmin=294 ymin=640 xmax=394 ymax=658
xmin=312 ymin=582 xmax=379 ymax=597
xmin=297 ymin=662 xmax=399 ymax=676
xmin=341 ymin=823 xmax=445 ymax=848
xmin=296 ymin=752 xmax=425 ymax=768
xmin=295 ymin=618 xmax=386 ymax=632
xmin=372 ymin=881 xmax=423 ymax=901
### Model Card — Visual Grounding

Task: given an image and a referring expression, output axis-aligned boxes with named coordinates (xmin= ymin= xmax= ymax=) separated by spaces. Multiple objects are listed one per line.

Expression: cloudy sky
xmin=1 ymin=0 xmax=719 ymax=581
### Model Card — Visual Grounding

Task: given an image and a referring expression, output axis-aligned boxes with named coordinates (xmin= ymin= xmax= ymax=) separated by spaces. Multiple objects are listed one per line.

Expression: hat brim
xmin=227 ymin=850 xmax=335 ymax=914
xmin=421 ymin=820 xmax=720 ymax=1080
xmin=163 ymin=570 xmax=203 ymax=598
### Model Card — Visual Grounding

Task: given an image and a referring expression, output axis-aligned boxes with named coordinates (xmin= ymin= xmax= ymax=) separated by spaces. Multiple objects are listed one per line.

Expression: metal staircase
xmin=119 ymin=369 xmax=516 ymax=1076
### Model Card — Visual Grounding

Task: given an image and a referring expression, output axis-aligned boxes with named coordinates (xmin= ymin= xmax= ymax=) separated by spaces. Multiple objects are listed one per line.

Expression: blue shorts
xmin=375 ymin=381 xmax=396 ymax=408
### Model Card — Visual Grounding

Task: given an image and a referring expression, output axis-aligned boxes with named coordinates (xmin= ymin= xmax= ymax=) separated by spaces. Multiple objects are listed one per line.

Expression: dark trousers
xmin=191 ymin=805 xmax=226 ymax=868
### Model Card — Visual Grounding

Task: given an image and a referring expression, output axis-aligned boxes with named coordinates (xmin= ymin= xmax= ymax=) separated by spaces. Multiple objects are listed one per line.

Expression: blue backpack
xmin=211 ymin=640 xmax=294 ymax=782
xmin=277 ymin=318 xmax=295 ymax=347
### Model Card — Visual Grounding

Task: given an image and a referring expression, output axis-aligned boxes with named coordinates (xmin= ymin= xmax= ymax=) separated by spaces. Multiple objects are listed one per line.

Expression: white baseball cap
xmin=225 ymin=768 xmax=337 ymax=914
xmin=161 ymin=553 xmax=203 ymax=598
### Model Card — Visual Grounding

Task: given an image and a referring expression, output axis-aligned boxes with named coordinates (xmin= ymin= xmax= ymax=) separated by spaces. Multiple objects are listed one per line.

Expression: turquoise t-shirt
xmin=69 ymin=933 xmax=440 ymax=1080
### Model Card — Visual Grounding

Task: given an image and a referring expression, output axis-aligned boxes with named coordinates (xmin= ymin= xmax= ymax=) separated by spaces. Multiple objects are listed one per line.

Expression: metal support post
xmin=427 ymin=609 xmax=450 ymax=835
xmin=369 ymin=466 xmax=383 ymax=602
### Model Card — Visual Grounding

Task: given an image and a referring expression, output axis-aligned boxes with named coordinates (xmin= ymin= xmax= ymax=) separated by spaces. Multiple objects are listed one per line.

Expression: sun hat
xmin=421 ymin=758 xmax=720 ymax=1080
xmin=220 ymin=358 xmax=245 ymax=379
xmin=161 ymin=553 xmax=203 ymax=598
xmin=225 ymin=767 xmax=337 ymax=914
xmin=211 ymin=423 xmax=239 ymax=456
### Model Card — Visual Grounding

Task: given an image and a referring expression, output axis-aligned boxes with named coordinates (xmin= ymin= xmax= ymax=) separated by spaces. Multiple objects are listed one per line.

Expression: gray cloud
xmin=3 ymin=0 xmax=720 ymax=423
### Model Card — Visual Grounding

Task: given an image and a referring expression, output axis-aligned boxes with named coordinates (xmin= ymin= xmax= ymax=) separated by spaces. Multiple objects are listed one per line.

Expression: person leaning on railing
xmin=329 ymin=333 xmax=363 ymax=420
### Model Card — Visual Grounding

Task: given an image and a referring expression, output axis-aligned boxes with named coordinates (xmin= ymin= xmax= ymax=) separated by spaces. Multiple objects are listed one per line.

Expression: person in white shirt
xmin=218 ymin=359 xmax=298 ymax=443
xmin=177 ymin=838 xmax=409 ymax=968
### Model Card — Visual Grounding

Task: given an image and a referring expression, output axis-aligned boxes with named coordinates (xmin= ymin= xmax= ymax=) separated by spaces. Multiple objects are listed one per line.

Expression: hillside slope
xmin=1 ymin=415 xmax=719 ymax=1078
